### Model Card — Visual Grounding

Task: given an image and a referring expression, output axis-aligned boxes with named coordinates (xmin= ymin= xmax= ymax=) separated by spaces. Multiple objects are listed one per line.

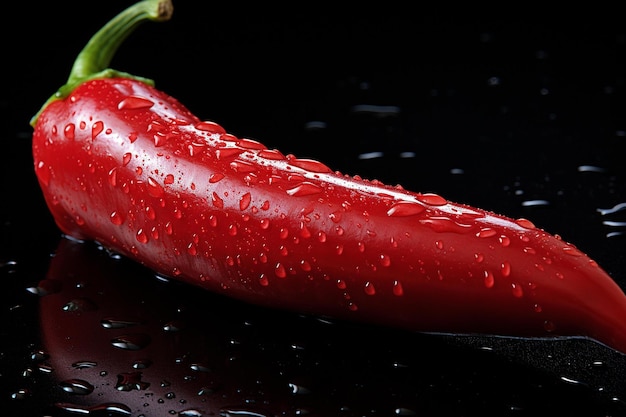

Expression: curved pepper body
xmin=32 ymin=77 xmax=626 ymax=353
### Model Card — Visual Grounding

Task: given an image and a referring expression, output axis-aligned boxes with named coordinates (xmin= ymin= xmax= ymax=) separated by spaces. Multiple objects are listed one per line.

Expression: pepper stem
xmin=30 ymin=0 xmax=174 ymax=127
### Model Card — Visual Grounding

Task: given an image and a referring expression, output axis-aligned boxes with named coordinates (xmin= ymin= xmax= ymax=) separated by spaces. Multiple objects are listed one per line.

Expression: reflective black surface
xmin=2 ymin=4 xmax=626 ymax=416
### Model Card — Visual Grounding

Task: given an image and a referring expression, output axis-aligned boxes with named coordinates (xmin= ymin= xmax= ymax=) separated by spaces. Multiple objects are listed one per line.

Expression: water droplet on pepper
xmin=195 ymin=121 xmax=225 ymax=134
xmin=392 ymin=280 xmax=404 ymax=296
xmin=239 ymin=192 xmax=251 ymax=210
xmin=417 ymin=193 xmax=447 ymax=206
xmin=387 ymin=201 xmax=426 ymax=217
xmin=288 ymin=158 xmax=332 ymax=173
xmin=110 ymin=211 xmax=124 ymax=225
xmin=117 ymin=95 xmax=155 ymax=110
xmin=209 ymin=173 xmax=224 ymax=183
xmin=275 ymin=262 xmax=287 ymax=278
xmin=146 ymin=177 xmax=164 ymax=198
xmin=136 ymin=229 xmax=149 ymax=244
xmin=64 ymin=123 xmax=75 ymax=140
xmin=286 ymin=182 xmax=323 ymax=196
xmin=364 ymin=281 xmax=376 ymax=295
xmin=484 ymin=271 xmax=495 ymax=288
xmin=92 ymin=121 xmax=104 ymax=139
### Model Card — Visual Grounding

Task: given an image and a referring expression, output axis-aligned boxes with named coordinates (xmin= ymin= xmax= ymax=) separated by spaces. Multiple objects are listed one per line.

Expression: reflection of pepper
xmin=36 ymin=237 xmax=623 ymax=416
xmin=31 ymin=0 xmax=626 ymax=354
xmin=38 ymin=237 xmax=288 ymax=415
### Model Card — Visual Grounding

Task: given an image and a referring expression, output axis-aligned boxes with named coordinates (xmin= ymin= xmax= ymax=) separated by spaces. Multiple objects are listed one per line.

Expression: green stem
xmin=30 ymin=0 xmax=173 ymax=127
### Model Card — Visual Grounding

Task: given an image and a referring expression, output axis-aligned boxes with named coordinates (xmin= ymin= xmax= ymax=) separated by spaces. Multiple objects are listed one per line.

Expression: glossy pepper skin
xmin=31 ymin=0 xmax=626 ymax=353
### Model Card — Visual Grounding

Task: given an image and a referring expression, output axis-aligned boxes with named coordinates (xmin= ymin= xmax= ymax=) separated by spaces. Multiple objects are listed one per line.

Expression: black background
xmin=2 ymin=2 xmax=626 ymax=416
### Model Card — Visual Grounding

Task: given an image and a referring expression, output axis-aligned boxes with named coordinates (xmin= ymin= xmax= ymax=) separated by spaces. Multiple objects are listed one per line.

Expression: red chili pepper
xmin=31 ymin=0 xmax=626 ymax=354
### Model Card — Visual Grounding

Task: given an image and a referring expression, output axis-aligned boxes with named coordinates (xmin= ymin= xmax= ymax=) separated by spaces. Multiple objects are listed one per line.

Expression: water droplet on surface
xmin=132 ymin=359 xmax=152 ymax=369
xmin=189 ymin=363 xmax=211 ymax=372
xmin=63 ymin=298 xmax=97 ymax=312
xmin=60 ymin=378 xmax=94 ymax=395
xmin=111 ymin=334 xmax=150 ymax=350
xmin=364 ymin=281 xmax=376 ymax=295
xmin=597 ymin=202 xmax=626 ymax=216
xmin=577 ymin=164 xmax=606 ymax=173
xmin=115 ymin=371 xmax=150 ymax=391
xmin=358 ymin=151 xmax=384 ymax=159
xmin=522 ymin=199 xmax=550 ymax=207
xmin=220 ymin=407 xmax=273 ymax=417
xmin=101 ymin=317 xmax=142 ymax=329
xmin=178 ymin=409 xmax=204 ymax=417
xmin=288 ymin=382 xmax=312 ymax=394
xmin=70 ymin=361 xmax=97 ymax=370
xmin=10 ymin=388 xmax=30 ymax=400
xmin=560 ymin=376 xmax=584 ymax=385
xmin=30 ymin=350 xmax=45 ymax=362
xmin=395 ymin=407 xmax=418 ymax=416
xmin=26 ymin=279 xmax=61 ymax=296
